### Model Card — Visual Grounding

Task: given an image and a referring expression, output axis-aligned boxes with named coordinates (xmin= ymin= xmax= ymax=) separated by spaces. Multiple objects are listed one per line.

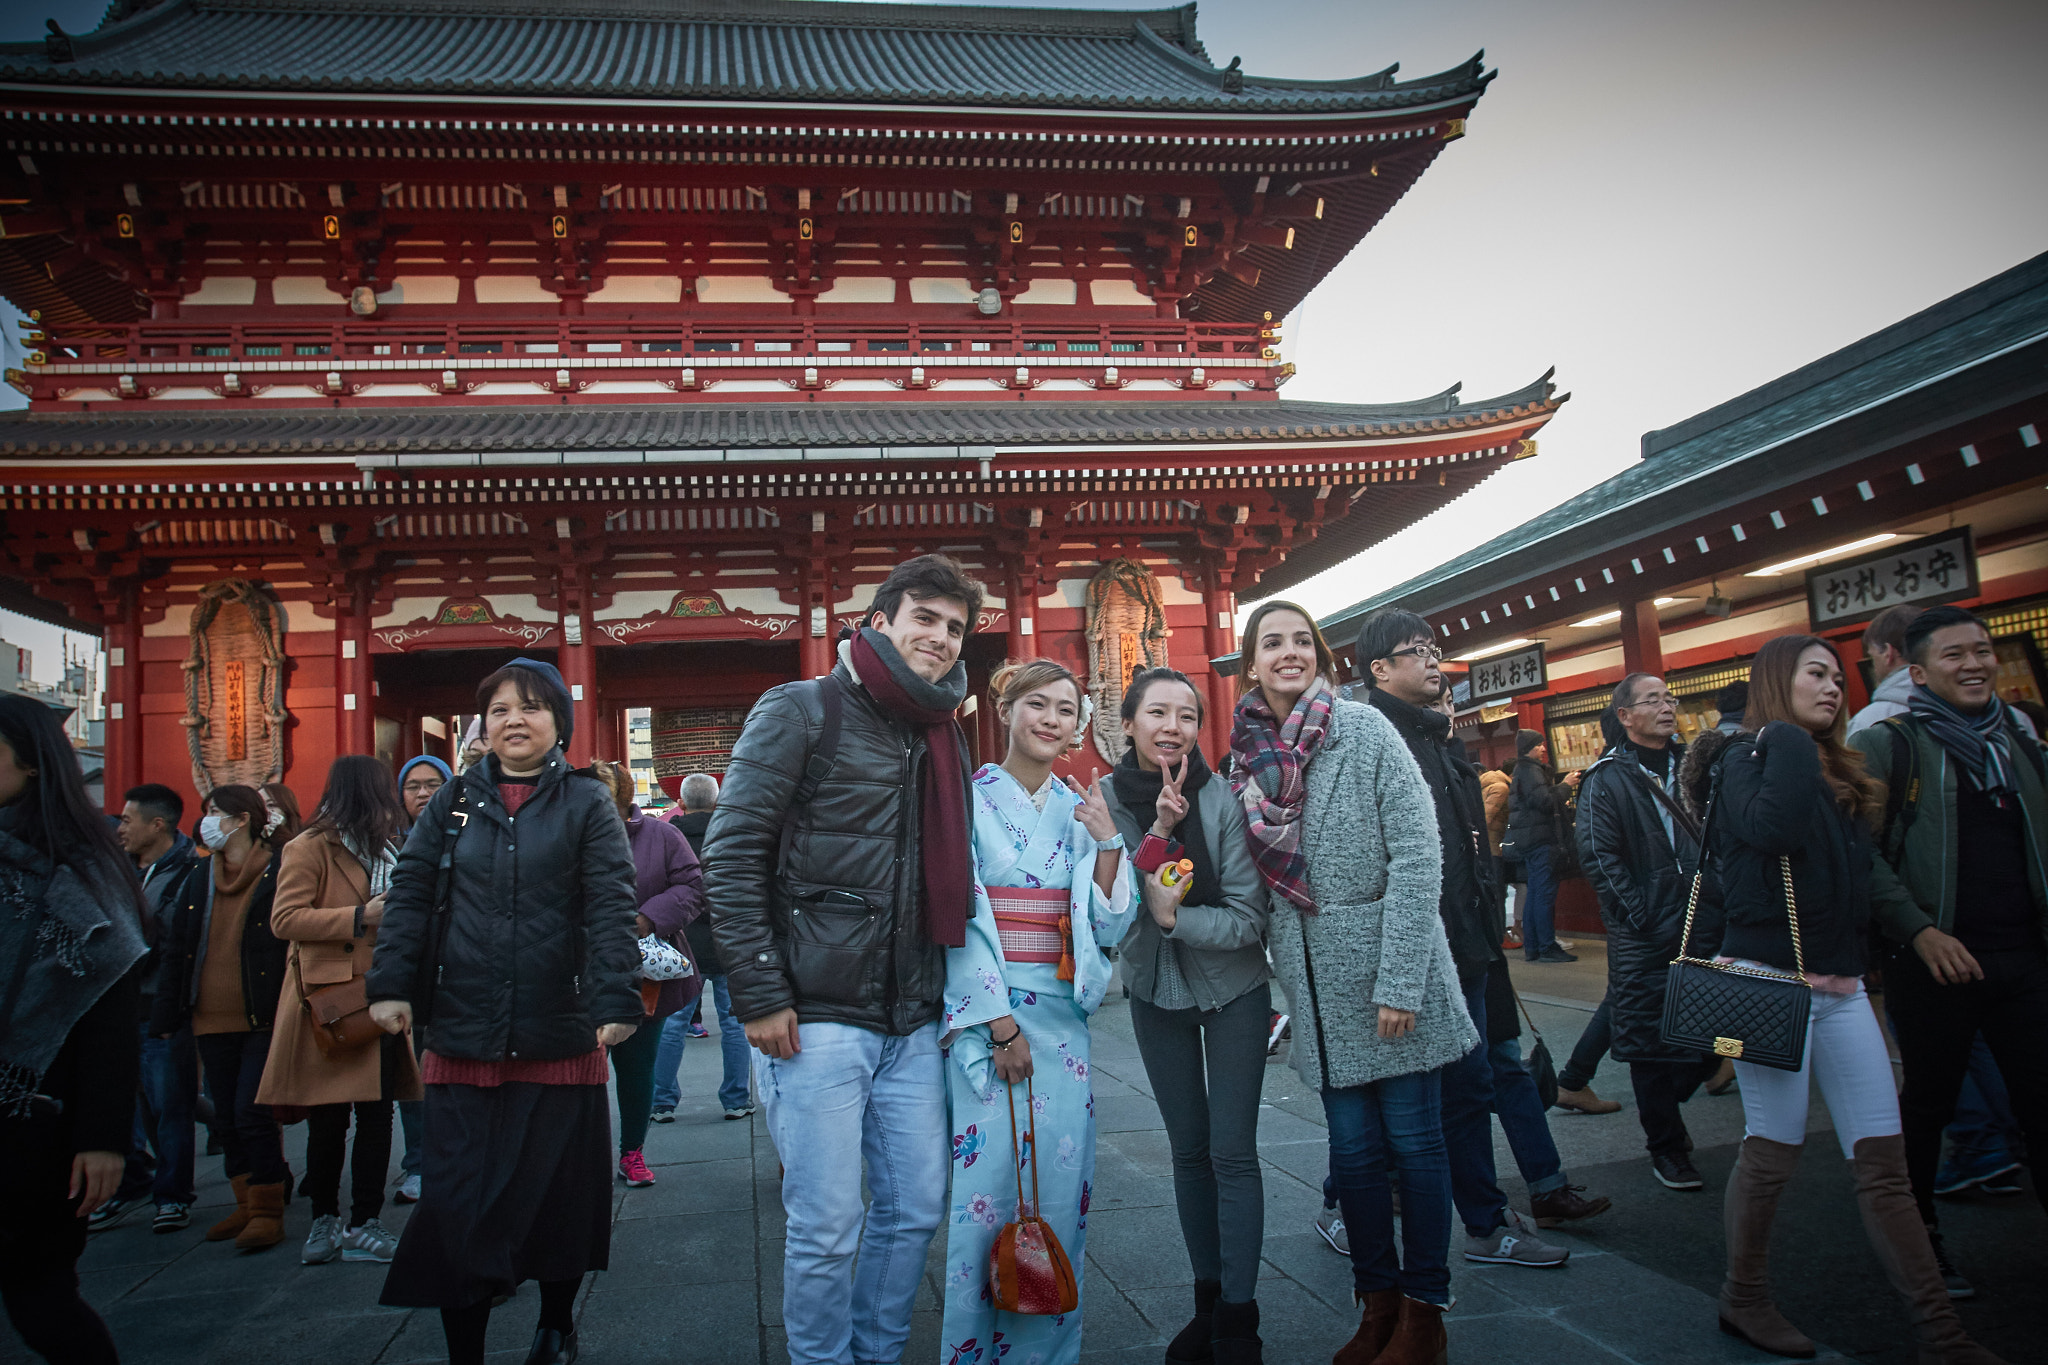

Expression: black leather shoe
xmin=524 ymin=1327 xmax=577 ymax=1365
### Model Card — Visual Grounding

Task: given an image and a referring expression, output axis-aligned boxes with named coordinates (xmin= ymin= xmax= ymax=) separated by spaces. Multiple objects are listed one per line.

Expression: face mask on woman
xmin=198 ymin=814 xmax=235 ymax=852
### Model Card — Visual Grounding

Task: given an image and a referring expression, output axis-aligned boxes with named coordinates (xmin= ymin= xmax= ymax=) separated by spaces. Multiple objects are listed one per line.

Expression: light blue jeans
xmin=758 ymin=1020 xmax=948 ymax=1365
xmin=650 ymin=977 xmax=755 ymax=1113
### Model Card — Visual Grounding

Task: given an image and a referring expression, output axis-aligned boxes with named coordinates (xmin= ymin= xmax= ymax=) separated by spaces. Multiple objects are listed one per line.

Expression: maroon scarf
xmin=849 ymin=628 xmax=973 ymax=948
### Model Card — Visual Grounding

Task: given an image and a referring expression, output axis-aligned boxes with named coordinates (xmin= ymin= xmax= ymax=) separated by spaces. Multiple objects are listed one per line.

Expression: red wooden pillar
xmin=103 ymin=594 xmax=141 ymax=814
xmin=561 ymin=614 xmax=596 ymax=768
xmin=1201 ymin=555 xmax=1238 ymax=766
xmin=1619 ymin=598 xmax=1665 ymax=678
xmin=336 ymin=576 xmax=374 ymax=756
xmin=799 ymin=554 xmax=834 ymax=680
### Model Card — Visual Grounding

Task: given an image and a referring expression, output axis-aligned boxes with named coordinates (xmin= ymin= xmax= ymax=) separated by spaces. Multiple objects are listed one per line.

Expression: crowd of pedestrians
xmin=0 ymin=554 xmax=2038 ymax=1365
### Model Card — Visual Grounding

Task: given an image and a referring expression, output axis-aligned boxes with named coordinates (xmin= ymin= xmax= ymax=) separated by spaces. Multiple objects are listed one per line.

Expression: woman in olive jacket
xmin=1685 ymin=635 xmax=1999 ymax=1365
xmin=366 ymin=658 xmax=640 ymax=1365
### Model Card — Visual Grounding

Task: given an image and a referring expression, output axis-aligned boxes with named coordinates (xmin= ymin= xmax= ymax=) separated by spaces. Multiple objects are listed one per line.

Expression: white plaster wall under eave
xmin=147 ymin=387 xmax=221 ymax=401
xmin=588 ymin=276 xmax=683 ymax=305
xmin=909 ymin=277 xmax=976 ymax=304
xmin=355 ymin=384 xmax=439 ymax=398
xmin=253 ymin=385 xmax=325 ymax=399
xmin=59 ymin=388 xmax=120 ymax=403
xmin=584 ymin=380 xmax=672 ymax=394
xmin=1043 ymin=572 xmax=1201 ymax=611
xmin=817 ymin=277 xmax=897 ymax=304
xmin=597 ymin=591 xmax=678 ymax=621
xmin=1088 ymin=279 xmax=1153 ymax=307
xmin=377 ymin=276 xmax=460 ymax=306
xmin=272 ymin=277 xmax=347 ymax=306
xmin=1544 ymin=645 xmax=1623 ymax=686
xmin=142 ymin=603 xmax=196 ymax=638
xmin=696 ymin=276 xmax=786 ymax=304
xmin=1013 ymin=279 xmax=1078 ymax=306
xmin=182 ymin=276 xmax=257 ymax=306
xmin=470 ymin=382 xmax=550 ymax=396
xmin=829 ymin=379 xmax=898 ymax=391
xmin=475 ymin=276 xmax=558 ymax=305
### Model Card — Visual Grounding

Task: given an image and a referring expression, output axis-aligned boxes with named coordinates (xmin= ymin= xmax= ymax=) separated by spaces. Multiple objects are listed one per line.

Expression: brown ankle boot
xmin=1718 ymin=1137 xmax=1816 ymax=1358
xmin=235 ymin=1180 xmax=287 ymax=1251
xmin=1849 ymin=1135 xmax=2005 ymax=1365
xmin=1335 ymin=1289 xmax=1401 ymax=1365
xmin=206 ymin=1174 xmax=252 ymax=1242
xmin=1367 ymin=1295 xmax=1445 ymax=1365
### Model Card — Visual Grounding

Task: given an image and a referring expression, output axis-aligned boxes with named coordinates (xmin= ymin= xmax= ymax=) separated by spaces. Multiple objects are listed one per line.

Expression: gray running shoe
xmin=1314 ymin=1203 xmax=1349 ymax=1256
xmin=302 ymin=1213 xmax=344 ymax=1265
xmin=152 ymin=1202 xmax=192 ymax=1234
xmin=342 ymin=1218 xmax=399 ymax=1264
xmin=1463 ymin=1208 xmax=1569 ymax=1267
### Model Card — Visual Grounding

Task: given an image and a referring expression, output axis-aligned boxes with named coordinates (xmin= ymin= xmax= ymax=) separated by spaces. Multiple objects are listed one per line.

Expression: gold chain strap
xmin=1779 ymin=855 xmax=1805 ymax=978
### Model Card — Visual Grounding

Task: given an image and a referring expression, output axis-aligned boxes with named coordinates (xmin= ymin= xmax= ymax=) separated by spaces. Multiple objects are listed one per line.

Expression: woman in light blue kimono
xmin=941 ymin=659 xmax=1138 ymax=1365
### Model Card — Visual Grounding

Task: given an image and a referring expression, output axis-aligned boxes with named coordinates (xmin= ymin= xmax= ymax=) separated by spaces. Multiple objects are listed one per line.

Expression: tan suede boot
xmin=1334 ymin=1288 xmax=1401 ymax=1365
xmin=1367 ymin=1296 xmax=1445 ymax=1365
xmin=1718 ymin=1136 xmax=1816 ymax=1358
xmin=1849 ymin=1135 xmax=2005 ymax=1365
xmin=234 ymin=1180 xmax=286 ymax=1252
xmin=205 ymin=1173 xmax=251 ymax=1242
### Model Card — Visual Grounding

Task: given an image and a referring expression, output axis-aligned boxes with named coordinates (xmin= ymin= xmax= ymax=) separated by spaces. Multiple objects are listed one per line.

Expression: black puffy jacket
xmin=1505 ymin=756 xmax=1565 ymax=853
xmin=1574 ymin=742 xmax=1706 ymax=1062
xmin=703 ymin=663 xmax=958 ymax=1035
xmin=366 ymin=752 xmax=641 ymax=1061
xmin=150 ymin=853 xmax=285 ymax=1037
xmin=1696 ymin=724 xmax=1873 ymax=979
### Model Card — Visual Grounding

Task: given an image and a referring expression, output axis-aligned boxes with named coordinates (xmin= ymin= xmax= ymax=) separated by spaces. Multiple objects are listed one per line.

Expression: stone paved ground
xmin=14 ymin=942 xmax=2036 ymax=1364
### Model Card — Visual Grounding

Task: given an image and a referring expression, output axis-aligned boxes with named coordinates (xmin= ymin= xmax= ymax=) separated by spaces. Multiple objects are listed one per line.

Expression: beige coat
xmin=255 ymin=828 xmax=423 ymax=1108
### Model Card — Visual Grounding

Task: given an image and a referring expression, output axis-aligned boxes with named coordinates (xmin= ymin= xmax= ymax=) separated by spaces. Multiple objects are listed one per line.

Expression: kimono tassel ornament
xmin=1057 ymin=915 xmax=1075 ymax=982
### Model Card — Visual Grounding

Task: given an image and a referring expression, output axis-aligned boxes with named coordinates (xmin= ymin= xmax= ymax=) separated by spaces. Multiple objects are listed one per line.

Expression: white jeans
xmin=757 ymin=1020 xmax=948 ymax=1365
xmin=1734 ymin=982 xmax=1901 ymax=1158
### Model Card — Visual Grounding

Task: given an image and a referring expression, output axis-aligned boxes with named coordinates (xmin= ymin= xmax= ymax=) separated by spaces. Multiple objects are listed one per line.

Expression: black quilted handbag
xmin=1659 ymin=793 xmax=1811 ymax=1072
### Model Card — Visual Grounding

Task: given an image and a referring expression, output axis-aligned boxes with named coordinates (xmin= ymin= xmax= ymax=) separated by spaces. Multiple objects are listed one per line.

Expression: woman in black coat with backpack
xmin=1682 ymin=635 xmax=1999 ymax=1365
xmin=366 ymin=658 xmax=640 ymax=1365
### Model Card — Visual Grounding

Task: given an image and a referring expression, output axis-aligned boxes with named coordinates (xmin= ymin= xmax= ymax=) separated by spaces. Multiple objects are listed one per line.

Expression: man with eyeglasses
xmin=1356 ymin=610 xmax=1582 ymax=1266
xmin=1575 ymin=673 xmax=1722 ymax=1192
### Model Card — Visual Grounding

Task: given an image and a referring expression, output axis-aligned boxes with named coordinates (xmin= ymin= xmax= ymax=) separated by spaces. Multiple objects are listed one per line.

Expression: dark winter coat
xmin=1363 ymin=686 xmax=1502 ymax=982
xmin=365 ymin=752 xmax=642 ymax=1061
xmin=1574 ymin=741 xmax=1705 ymax=1062
xmin=671 ymin=808 xmax=724 ymax=976
xmin=150 ymin=853 xmax=286 ymax=1037
xmin=1687 ymin=724 xmax=1873 ymax=979
xmin=625 ymin=808 xmax=704 ymax=1021
xmin=703 ymin=662 xmax=956 ymax=1035
xmin=1505 ymin=756 xmax=1567 ymax=854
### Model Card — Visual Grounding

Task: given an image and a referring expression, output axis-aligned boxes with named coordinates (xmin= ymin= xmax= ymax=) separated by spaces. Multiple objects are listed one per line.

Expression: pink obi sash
xmin=987 ymin=885 xmax=1075 ymax=981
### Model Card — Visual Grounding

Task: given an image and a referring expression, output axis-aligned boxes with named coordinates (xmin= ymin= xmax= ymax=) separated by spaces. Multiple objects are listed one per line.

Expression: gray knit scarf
xmin=1907 ymin=684 xmax=2017 ymax=808
xmin=0 ymin=809 xmax=148 ymax=1118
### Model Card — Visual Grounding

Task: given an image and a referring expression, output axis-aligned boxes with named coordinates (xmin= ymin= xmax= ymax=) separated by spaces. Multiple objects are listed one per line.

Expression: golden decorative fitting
xmin=1514 ymin=438 xmax=1539 ymax=460
xmin=1444 ymin=119 xmax=1467 ymax=141
xmin=1714 ymin=1037 xmax=1744 ymax=1058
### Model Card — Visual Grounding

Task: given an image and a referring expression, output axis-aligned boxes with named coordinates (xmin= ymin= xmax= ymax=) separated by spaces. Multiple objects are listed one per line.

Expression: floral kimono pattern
xmin=940 ymin=764 xmax=1137 ymax=1365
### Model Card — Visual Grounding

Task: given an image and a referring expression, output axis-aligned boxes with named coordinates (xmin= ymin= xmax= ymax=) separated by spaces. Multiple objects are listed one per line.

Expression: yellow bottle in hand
xmin=1159 ymin=858 xmax=1195 ymax=888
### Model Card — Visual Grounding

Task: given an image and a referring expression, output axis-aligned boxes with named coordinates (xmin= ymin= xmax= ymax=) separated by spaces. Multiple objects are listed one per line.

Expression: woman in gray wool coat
xmin=1230 ymin=600 xmax=1477 ymax=1365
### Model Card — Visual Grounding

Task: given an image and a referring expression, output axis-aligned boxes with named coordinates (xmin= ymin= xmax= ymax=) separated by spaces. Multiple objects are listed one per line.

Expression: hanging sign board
xmin=1467 ymin=642 xmax=1546 ymax=703
xmin=1806 ymin=527 xmax=1977 ymax=630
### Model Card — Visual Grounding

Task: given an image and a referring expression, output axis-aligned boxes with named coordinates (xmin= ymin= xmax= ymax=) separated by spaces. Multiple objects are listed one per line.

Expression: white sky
xmin=3 ymin=0 xmax=2045 ymax=666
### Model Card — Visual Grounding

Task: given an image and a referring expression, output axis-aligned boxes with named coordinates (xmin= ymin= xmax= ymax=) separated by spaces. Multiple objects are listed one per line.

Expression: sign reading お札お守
xmin=1806 ymin=528 xmax=1977 ymax=630
xmin=1467 ymin=642 xmax=1546 ymax=703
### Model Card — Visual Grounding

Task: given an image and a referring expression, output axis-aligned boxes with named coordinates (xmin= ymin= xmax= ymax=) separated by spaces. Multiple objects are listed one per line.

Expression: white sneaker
xmin=1313 ymin=1203 xmax=1349 ymax=1256
xmin=342 ymin=1218 xmax=399 ymax=1263
xmin=394 ymin=1173 xmax=421 ymax=1204
xmin=722 ymin=1104 xmax=756 ymax=1120
xmin=1463 ymin=1208 xmax=1569 ymax=1267
xmin=302 ymin=1214 xmax=344 ymax=1264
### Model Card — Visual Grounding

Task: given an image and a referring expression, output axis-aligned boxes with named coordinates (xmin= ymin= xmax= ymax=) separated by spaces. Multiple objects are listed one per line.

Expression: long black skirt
xmin=379 ymin=1082 xmax=613 ymax=1309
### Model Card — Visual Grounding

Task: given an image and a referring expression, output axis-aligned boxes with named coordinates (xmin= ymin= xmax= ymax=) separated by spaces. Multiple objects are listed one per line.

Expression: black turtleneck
xmin=1364 ymin=685 xmax=1500 ymax=979
xmin=1627 ymin=738 xmax=1673 ymax=783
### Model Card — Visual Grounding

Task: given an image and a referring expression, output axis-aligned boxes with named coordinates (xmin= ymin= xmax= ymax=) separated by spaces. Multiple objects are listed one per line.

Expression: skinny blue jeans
xmin=1322 ymin=1069 xmax=1455 ymax=1307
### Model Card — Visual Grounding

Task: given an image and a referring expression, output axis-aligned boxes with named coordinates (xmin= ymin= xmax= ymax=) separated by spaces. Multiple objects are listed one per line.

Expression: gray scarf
xmin=0 ymin=810 xmax=148 ymax=1118
xmin=339 ymin=832 xmax=398 ymax=898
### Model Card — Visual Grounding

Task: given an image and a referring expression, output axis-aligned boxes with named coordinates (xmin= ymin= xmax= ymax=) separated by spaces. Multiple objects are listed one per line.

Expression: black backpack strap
xmin=790 ymin=673 xmax=843 ymax=808
xmin=1876 ymin=717 xmax=1921 ymax=862
xmin=416 ymin=783 xmax=470 ymax=1025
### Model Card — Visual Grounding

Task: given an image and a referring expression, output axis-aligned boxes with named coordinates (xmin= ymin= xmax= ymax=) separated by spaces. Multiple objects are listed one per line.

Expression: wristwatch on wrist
xmin=1094 ymin=832 xmax=1126 ymax=853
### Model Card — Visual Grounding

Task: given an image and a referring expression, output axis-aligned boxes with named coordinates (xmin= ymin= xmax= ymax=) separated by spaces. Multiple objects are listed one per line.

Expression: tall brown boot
xmin=1334 ymin=1288 xmax=1401 ymax=1365
xmin=1718 ymin=1136 xmax=1816 ymax=1358
xmin=205 ymin=1174 xmax=251 ymax=1242
xmin=234 ymin=1180 xmax=286 ymax=1252
xmin=1849 ymin=1135 xmax=2004 ymax=1365
xmin=1367 ymin=1295 xmax=1445 ymax=1365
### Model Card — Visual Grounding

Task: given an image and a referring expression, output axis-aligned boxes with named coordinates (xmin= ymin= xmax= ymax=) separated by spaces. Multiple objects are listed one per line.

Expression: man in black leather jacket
xmin=704 ymin=553 xmax=981 ymax=1365
xmin=1574 ymin=673 xmax=1720 ymax=1192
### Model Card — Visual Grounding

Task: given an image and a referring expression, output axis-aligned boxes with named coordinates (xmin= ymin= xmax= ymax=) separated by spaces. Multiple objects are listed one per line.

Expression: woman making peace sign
xmin=1101 ymin=666 xmax=1274 ymax=1365
xmin=939 ymin=659 xmax=1138 ymax=1365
